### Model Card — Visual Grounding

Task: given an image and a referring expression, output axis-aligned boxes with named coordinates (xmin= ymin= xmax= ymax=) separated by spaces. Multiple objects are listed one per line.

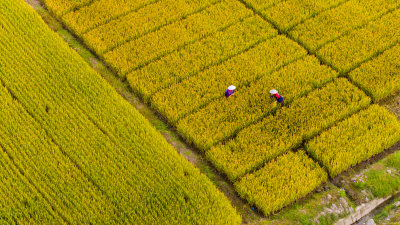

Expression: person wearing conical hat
xmin=270 ymin=89 xmax=284 ymax=107
xmin=225 ymin=85 xmax=236 ymax=98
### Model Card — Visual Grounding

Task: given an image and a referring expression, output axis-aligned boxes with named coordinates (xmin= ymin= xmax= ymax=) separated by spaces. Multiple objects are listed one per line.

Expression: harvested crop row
xmin=177 ymin=56 xmax=338 ymax=151
xmin=0 ymin=84 xmax=118 ymax=223
xmin=235 ymin=150 xmax=328 ymax=216
xmin=317 ymin=9 xmax=400 ymax=73
xmin=61 ymin=0 xmax=159 ymax=35
xmin=306 ymin=105 xmax=400 ymax=177
xmin=260 ymin=0 xmax=348 ymax=32
xmin=349 ymin=44 xmax=400 ymax=101
xmin=41 ymin=0 xmax=92 ymax=18
xmin=82 ymin=0 xmax=221 ymax=54
xmin=151 ymin=35 xmax=307 ymax=124
xmin=206 ymin=78 xmax=371 ymax=181
xmin=103 ymin=0 xmax=252 ymax=76
xmin=0 ymin=1 xmax=242 ymax=224
xmin=0 ymin=148 xmax=64 ymax=224
xmin=127 ymin=15 xmax=278 ymax=101
xmin=290 ymin=0 xmax=400 ymax=52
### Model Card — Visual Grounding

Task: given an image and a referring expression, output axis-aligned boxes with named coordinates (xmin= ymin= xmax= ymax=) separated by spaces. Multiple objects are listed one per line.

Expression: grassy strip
xmin=127 ymin=15 xmax=277 ymax=101
xmin=289 ymin=0 xmax=400 ymax=52
xmin=206 ymin=78 xmax=371 ymax=181
xmin=316 ymin=9 xmax=400 ymax=74
xmin=103 ymin=0 xmax=252 ymax=76
xmin=349 ymin=44 xmax=400 ymax=102
xmin=235 ymin=150 xmax=328 ymax=216
xmin=306 ymin=105 xmax=400 ymax=177
xmin=151 ymin=35 xmax=306 ymax=124
xmin=177 ymin=55 xmax=338 ymax=150
xmin=81 ymin=0 xmax=220 ymax=53
xmin=0 ymin=1 xmax=242 ymax=224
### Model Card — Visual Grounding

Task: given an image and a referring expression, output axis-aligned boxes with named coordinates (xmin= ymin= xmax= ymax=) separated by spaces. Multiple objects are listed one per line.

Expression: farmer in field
xmin=225 ymin=85 xmax=236 ymax=98
xmin=270 ymin=89 xmax=284 ymax=107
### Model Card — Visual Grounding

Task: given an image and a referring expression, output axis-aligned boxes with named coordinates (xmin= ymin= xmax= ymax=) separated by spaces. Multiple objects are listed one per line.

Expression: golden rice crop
xmin=127 ymin=15 xmax=278 ymax=101
xmin=81 ymin=0 xmax=220 ymax=54
xmin=176 ymin=55 xmax=338 ymax=151
xmin=316 ymin=9 xmax=400 ymax=73
xmin=349 ymin=44 xmax=400 ymax=101
xmin=151 ymin=35 xmax=307 ymax=124
xmin=40 ymin=0 xmax=91 ymax=18
xmin=61 ymin=0 xmax=158 ymax=35
xmin=261 ymin=0 xmax=347 ymax=32
xmin=306 ymin=105 xmax=400 ymax=177
xmin=235 ymin=150 xmax=327 ymax=216
xmin=207 ymin=78 xmax=370 ymax=181
xmin=0 ymin=1 xmax=242 ymax=224
xmin=290 ymin=0 xmax=400 ymax=52
xmin=103 ymin=0 xmax=252 ymax=76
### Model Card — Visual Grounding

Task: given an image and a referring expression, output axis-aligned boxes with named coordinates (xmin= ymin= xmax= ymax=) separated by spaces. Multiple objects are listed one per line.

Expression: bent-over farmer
xmin=270 ymin=89 xmax=284 ymax=107
xmin=225 ymin=85 xmax=236 ymax=98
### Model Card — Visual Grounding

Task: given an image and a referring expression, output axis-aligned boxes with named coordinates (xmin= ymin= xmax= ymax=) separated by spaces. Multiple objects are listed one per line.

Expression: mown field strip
xmin=306 ymin=104 xmax=400 ymax=177
xmin=176 ymin=55 xmax=338 ymax=151
xmin=0 ymin=148 xmax=65 ymax=224
xmin=235 ymin=150 xmax=328 ymax=216
xmin=103 ymin=0 xmax=253 ymax=76
xmin=207 ymin=78 xmax=371 ymax=181
xmin=151 ymin=35 xmax=307 ymax=124
xmin=289 ymin=0 xmax=400 ymax=52
xmin=127 ymin=15 xmax=277 ymax=101
xmin=316 ymin=9 xmax=400 ymax=74
xmin=348 ymin=44 xmax=400 ymax=102
xmin=81 ymin=0 xmax=221 ymax=54
xmin=61 ymin=0 xmax=160 ymax=35
xmin=0 ymin=1 xmax=243 ymax=224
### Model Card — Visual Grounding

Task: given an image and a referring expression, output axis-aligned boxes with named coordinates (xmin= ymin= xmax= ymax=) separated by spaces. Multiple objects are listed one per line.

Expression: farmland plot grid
xmin=22 ymin=0 xmax=400 ymax=219
xmin=0 ymin=0 xmax=243 ymax=223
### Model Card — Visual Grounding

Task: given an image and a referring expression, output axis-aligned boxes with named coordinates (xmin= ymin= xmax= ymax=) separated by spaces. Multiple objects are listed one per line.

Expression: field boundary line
xmin=119 ymin=14 xmax=253 ymax=77
xmin=305 ymin=5 xmax=400 ymax=54
xmin=80 ymin=0 xmax=161 ymax=35
xmin=172 ymin=53 xmax=307 ymax=127
xmin=142 ymin=32 xmax=277 ymax=100
xmin=102 ymin=0 xmax=224 ymax=55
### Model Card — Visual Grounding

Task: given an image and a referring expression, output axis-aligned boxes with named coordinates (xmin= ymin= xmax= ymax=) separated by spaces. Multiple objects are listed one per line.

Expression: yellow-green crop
xmin=306 ymin=105 xmax=400 ymax=177
xmin=207 ymin=78 xmax=370 ymax=181
xmin=0 ymin=1 xmax=242 ymax=224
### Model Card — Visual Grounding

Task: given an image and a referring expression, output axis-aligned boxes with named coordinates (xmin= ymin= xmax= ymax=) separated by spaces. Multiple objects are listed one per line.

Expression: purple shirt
xmin=225 ymin=89 xmax=234 ymax=98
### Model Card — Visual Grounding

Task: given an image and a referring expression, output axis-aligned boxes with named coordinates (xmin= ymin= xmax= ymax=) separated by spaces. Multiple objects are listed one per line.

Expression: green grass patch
xmin=365 ymin=169 xmax=400 ymax=197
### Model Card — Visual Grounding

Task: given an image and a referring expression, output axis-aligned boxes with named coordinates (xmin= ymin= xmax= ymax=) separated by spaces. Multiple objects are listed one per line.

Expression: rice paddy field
xmin=1 ymin=0 xmax=400 ymax=223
